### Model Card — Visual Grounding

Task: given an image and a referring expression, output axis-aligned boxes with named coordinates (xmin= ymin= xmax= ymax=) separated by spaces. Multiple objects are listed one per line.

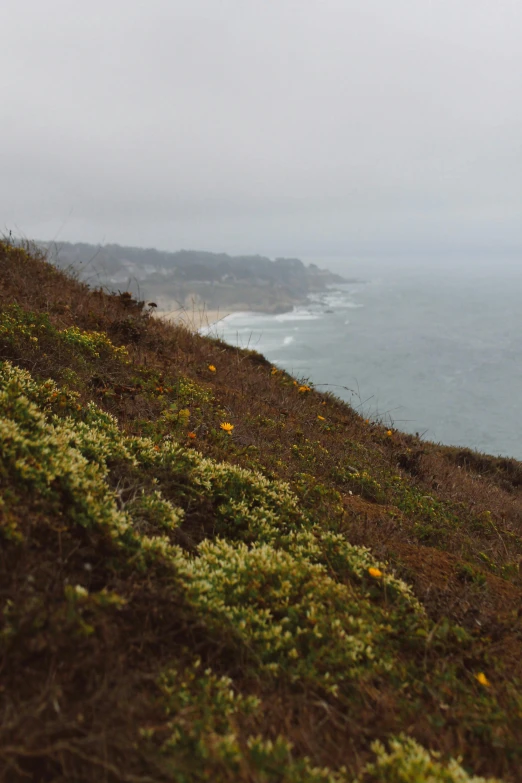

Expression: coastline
xmin=154 ymin=301 xmax=303 ymax=330
xmin=154 ymin=306 xmax=237 ymax=330
xmin=153 ymin=284 xmax=364 ymax=331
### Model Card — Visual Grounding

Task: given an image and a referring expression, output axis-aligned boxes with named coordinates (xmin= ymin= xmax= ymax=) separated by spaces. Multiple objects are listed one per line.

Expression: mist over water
xmin=206 ymin=257 xmax=522 ymax=460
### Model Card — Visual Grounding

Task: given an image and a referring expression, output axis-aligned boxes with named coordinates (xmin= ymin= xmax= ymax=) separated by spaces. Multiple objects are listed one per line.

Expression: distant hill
xmin=42 ymin=241 xmax=354 ymax=314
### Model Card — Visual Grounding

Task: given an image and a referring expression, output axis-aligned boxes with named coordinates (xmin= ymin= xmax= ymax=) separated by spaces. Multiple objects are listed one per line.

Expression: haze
xmin=2 ymin=0 xmax=522 ymax=262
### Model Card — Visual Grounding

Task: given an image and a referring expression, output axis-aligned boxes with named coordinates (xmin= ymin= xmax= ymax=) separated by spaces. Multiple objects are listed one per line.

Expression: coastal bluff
xmin=44 ymin=241 xmax=355 ymax=315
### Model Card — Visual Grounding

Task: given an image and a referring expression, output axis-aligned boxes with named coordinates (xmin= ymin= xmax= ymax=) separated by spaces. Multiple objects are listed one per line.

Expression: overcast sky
xmin=2 ymin=0 xmax=522 ymax=260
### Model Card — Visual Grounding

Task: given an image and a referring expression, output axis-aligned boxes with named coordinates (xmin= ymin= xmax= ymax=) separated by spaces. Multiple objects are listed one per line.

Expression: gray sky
xmin=2 ymin=0 xmax=522 ymax=260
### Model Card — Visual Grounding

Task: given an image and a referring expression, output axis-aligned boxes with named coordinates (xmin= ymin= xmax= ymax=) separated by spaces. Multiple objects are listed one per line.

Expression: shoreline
xmin=154 ymin=302 xmax=304 ymax=330
xmin=154 ymin=307 xmax=238 ymax=330
xmin=153 ymin=285 xmax=361 ymax=331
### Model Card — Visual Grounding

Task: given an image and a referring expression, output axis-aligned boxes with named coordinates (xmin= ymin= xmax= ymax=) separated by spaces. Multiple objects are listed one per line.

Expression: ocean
xmin=203 ymin=258 xmax=522 ymax=461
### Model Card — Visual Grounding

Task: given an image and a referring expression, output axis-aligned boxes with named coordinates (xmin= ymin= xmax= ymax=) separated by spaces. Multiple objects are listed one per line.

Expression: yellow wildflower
xmin=368 ymin=567 xmax=383 ymax=579
xmin=475 ymin=672 xmax=491 ymax=687
xmin=386 ymin=430 xmax=392 ymax=437
xmin=220 ymin=422 xmax=234 ymax=434
xmin=317 ymin=415 xmax=325 ymax=421
xmin=271 ymin=367 xmax=278 ymax=375
xmin=208 ymin=364 xmax=216 ymax=373
xmin=298 ymin=385 xmax=311 ymax=393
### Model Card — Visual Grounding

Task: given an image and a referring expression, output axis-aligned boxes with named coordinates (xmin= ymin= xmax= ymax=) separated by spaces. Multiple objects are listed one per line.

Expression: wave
xmin=274 ymin=311 xmax=321 ymax=322
xmin=311 ymin=290 xmax=364 ymax=310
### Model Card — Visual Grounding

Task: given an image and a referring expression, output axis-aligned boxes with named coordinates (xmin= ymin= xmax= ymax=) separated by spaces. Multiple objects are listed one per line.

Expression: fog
xmin=2 ymin=0 xmax=522 ymax=263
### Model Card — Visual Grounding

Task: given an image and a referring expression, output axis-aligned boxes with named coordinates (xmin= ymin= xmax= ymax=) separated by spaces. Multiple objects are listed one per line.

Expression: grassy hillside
xmin=1 ymin=241 xmax=521 ymax=782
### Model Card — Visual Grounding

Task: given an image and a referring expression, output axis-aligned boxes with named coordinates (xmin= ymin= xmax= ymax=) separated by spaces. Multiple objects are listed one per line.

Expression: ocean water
xmin=204 ymin=261 xmax=522 ymax=460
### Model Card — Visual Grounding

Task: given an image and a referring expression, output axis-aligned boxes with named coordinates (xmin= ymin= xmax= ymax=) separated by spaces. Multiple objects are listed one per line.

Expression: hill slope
xmin=1 ymin=241 xmax=521 ymax=782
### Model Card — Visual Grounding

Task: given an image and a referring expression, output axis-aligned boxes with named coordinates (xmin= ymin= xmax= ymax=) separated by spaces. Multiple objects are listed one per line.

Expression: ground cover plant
xmin=1 ymin=240 xmax=522 ymax=782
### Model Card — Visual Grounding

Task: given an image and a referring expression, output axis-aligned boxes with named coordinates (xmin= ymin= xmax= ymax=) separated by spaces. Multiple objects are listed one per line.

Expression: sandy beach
xmin=154 ymin=306 xmax=235 ymax=331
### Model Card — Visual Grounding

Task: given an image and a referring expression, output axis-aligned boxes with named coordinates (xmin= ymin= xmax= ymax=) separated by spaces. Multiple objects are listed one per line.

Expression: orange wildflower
xmin=475 ymin=672 xmax=491 ymax=687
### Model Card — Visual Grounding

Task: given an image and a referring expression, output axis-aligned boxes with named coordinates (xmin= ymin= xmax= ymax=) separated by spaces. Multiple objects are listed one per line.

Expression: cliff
xmin=1 ymin=240 xmax=521 ymax=782
xmin=43 ymin=241 xmax=353 ymax=314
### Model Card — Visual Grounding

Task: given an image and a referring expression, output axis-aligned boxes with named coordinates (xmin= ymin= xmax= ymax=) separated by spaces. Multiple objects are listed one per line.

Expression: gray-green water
xmin=204 ymin=260 xmax=522 ymax=460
